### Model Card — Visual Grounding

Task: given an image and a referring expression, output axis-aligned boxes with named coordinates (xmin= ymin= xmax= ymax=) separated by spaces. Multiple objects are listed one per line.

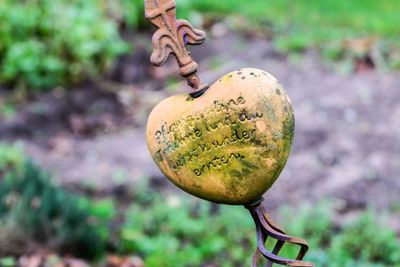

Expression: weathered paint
xmin=146 ymin=68 xmax=295 ymax=205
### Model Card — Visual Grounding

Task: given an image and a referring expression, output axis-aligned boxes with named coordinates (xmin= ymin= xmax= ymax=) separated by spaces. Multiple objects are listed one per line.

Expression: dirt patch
xmin=0 ymin=85 xmax=124 ymax=141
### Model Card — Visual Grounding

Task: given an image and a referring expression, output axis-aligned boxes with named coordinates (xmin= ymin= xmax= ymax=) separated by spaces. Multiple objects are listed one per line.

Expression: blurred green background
xmin=1 ymin=1 xmax=400 ymax=266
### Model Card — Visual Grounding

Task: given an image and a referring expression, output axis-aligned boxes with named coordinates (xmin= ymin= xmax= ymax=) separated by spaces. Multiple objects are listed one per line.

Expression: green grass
xmin=173 ymin=0 xmax=400 ymax=68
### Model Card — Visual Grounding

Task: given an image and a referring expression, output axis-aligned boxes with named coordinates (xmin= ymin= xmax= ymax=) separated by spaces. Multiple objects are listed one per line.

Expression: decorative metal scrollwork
xmin=145 ymin=0 xmax=207 ymax=93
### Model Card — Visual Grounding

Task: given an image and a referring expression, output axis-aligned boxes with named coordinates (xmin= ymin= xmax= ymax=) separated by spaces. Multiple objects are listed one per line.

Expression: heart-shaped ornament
xmin=146 ymin=68 xmax=294 ymax=205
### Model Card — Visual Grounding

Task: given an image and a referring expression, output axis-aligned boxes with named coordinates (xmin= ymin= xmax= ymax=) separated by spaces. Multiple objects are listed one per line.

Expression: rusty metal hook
xmin=245 ymin=199 xmax=315 ymax=267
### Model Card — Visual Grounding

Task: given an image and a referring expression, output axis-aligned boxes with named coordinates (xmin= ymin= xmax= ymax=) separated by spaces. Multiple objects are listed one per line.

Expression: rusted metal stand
xmin=145 ymin=1 xmax=315 ymax=266
xmin=245 ymin=199 xmax=314 ymax=267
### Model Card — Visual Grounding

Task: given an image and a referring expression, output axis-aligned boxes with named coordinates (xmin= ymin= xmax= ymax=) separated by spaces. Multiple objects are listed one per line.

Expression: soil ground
xmin=1 ymin=31 xmax=399 ymax=227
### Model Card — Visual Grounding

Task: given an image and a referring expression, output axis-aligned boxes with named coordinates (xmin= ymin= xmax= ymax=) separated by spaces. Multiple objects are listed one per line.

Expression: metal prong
xmin=245 ymin=200 xmax=315 ymax=267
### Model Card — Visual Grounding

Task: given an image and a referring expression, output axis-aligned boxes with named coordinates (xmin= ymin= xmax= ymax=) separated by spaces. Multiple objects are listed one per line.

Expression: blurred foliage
xmin=1 ymin=143 xmax=399 ymax=266
xmin=120 ymin=181 xmax=400 ymax=267
xmin=119 ymin=180 xmax=255 ymax=267
xmin=118 ymin=0 xmax=146 ymax=28
xmin=0 ymin=257 xmax=15 ymax=267
xmin=329 ymin=211 xmax=400 ymax=266
xmin=0 ymin=0 xmax=128 ymax=91
xmin=177 ymin=0 xmax=400 ymax=69
xmin=0 ymin=143 xmax=24 ymax=174
xmin=1 ymin=0 xmax=399 ymax=92
xmin=0 ymin=100 xmax=16 ymax=120
xmin=118 ymin=0 xmax=400 ymax=69
xmin=283 ymin=204 xmax=400 ymax=267
xmin=0 ymin=143 xmax=115 ymax=259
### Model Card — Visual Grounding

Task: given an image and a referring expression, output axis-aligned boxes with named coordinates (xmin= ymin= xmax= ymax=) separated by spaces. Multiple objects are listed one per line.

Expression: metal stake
xmin=245 ymin=199 xmax=314 ymax=267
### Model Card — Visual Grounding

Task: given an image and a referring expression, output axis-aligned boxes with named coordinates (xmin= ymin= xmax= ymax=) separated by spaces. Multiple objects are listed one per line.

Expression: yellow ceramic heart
xmin=146 ymin=68 xmax=294 ymax=205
